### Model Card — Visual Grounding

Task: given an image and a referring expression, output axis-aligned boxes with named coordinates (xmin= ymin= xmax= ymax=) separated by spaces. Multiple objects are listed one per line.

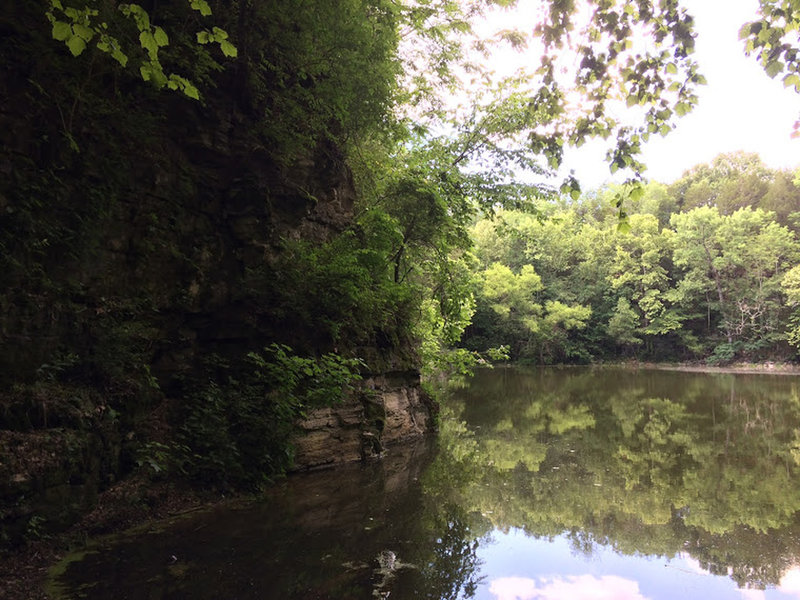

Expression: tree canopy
xmin=463 ymin=154 xmax=800 ymax=365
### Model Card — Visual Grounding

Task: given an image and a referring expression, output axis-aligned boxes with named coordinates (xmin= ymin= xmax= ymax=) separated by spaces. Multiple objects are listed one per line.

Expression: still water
xmin=50 ymin=366 xmax=800 ymax=599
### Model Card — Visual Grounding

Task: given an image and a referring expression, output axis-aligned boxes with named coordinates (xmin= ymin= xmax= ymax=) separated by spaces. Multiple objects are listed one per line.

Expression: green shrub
xmin=177 ymin=345 xmax=364 ymax=489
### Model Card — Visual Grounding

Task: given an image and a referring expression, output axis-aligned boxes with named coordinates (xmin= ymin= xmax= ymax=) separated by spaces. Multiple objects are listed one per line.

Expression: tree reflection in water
xmin=49 ymin=367 xmax=800 ymax=598
xmin=426 ymin=366 xmax=800 ymax=594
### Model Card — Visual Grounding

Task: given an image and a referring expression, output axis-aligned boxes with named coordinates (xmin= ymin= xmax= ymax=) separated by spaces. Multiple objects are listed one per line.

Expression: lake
xmin=48 ymin=366 xmax=800 ymax=599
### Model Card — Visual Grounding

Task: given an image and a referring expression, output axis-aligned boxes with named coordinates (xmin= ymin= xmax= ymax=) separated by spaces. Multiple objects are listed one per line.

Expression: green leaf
xmin=139 ymin=31 xmax=158 ymax=56
xmin=666 ymin=62 xmax=678 ymax=75
xmin=183 ymin=83 xmax=200 ymax=100
xmin=196 ymin=30 xmax=211 ymax=44
xmin=73 ymin=23 xmax=94 ymax=42
xmin=125 ymin=4 xmax=150 ymax=31
xmin=219 ymin=40 xmax=238 ymax=58
xmin=153 ymin=26 xmax=169 ymax=47
xmin=52 ymin=21 xmax=72 ymax=41
xmin=783 ymin=73 xmax=800 ymax=90
xmin=111 ymin=47 xmax=128 ymax=67
xmin=150 ymin=66 xmax=168 ymax=88
xmin=674 ymin=102 xmax=690 ymax=117
xmin=765 ymin=60 xmax=784 ymax=78
xmin=626 ymin=94 xmax=638 ymax=108
xmin=66 ymin=35 xmax=87 ymax=56
xmin=190 ymin=0 xmax=212 ymax=16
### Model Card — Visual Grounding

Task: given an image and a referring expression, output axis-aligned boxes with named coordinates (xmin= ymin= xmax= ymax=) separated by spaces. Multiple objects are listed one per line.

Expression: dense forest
xmin=2 ymin=0 xmax=800 ymax=554
xmin=463 ymin=152 xmax=800 ymax=365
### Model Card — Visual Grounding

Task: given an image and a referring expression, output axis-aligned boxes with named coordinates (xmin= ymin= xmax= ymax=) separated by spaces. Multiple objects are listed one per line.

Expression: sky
xmin=478 ymin=0 xmax=800 ymax=188
xmin=473 ymin=529 xmax=800 ymax=600
xmin=636 ymin=0 xmax=800 ymax=185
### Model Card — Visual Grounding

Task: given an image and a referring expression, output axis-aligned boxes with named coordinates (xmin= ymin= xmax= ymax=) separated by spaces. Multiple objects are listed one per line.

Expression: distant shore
xmin=592 ymin=361 xmax=800 ymax=376
xmin=495 ymin=361 xmax=800 ymax=375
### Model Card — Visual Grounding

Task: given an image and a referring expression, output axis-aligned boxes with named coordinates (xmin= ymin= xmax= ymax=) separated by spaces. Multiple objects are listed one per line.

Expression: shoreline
xmin=594 ymin=360 xmax=800 ymax=375
xmin=494 ymin=361 xmax=800 ymax=375
xmin=0 ymin=475 xmax=229 ymax=600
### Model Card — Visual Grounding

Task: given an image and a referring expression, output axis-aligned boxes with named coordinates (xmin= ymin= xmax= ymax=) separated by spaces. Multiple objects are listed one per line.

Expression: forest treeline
xmin=461 ymin=152 xmax=800 ymax=365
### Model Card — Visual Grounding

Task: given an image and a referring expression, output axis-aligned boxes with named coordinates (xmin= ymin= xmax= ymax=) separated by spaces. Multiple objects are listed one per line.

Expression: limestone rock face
xmin=377 ymin=377 xmax=431 ymax=445
xmin=292 ymin=372 xmax=433 ymax=470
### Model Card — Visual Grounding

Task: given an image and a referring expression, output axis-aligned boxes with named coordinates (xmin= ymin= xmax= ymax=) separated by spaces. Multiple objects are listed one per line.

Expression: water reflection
xmin=50 ymin=367 xmax=800 ymax=599
xmin=436 ymin=367 xmax=800 ymax=598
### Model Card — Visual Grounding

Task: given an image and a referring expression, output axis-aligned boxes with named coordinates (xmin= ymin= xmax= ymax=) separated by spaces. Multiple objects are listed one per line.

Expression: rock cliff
xmin=0 ymin=3 xmax=432 ymax=547
xmin=293 ymin=372 xmax=434 ymax=470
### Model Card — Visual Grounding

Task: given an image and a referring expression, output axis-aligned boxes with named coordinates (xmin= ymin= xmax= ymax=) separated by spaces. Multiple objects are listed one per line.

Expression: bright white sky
xmin=479 ymin=0 xmax=800 ymax=188
xmin=637 ymin=0 xmax=800 ymax=184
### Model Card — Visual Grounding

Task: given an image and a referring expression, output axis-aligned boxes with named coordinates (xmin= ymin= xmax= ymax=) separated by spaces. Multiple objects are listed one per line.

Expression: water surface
xmin=50 ymin=367 xmax=800 ymax=599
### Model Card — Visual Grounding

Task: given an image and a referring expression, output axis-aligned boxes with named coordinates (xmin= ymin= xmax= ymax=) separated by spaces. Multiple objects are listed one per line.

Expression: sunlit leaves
xmin=46 ymin=3 xmax=97 ymax=57
xmin=46 ymin=0 xmax=237 ymax=100
xmin=51 ymin=21 xmax=72 ymax=41
xmin=740 ymin=1 xmax=800 ymax=125
xmin=66 ymin=34 xmax=87 ymax=56
xmin=466 ymin=157 xmax=800 ymax=363
xmin=196 ymin=26 xmax=238 ymax=58
xmin=784 ymin=73 xmax=800 ymax=91
xmin=392 ymin=0 xmax=705 ymax=187
xmin=670 ymin=204 xmax=798 ymax=357
xmin=189 ymin=0 xmax=212 ymax=17
xmin=530 ymin=0 xmax=704 ymax=181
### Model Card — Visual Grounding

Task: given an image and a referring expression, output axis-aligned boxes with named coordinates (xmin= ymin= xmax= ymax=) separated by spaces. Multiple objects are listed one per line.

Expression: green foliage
xmin=262 ymin=232 xmax=415 ymax=353
xmin=247 ymin=345 xmax=365 ymax=413
xmin=392 ymin=0 xmax=706 ymax=187
xmin=608 ymin=297 xmax=643 ymax=349
xmin=666 ymin=152 xmax=800 ymax=229
xmin=782 ymin=265 xmax=800 ymax=351
xmin=482 ymin=262 xmax=542 ymax=323
xmin=740 ymin=1 xmax=800 ymax=135
xmin=247 ymin=0 xmax=401 ymax=163
xmin=25 ymin=515 xmax=48 ymax=542
xmin=463 ymin=164 xmax=800 ymax=364
xmin=706 ymin=341 xmax=743 ymax=366
xmin=44 ymin=0 xmax=235 ymax=99
xmin=177 ymin=346 xmax=365 ymax=488
xmin=135 ymin=441 xmax=175 ymax=476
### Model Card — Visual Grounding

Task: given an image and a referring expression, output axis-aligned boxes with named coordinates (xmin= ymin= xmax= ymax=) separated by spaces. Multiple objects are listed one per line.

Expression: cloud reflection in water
xmin=489 ymin=574 xmax=650 ymax=600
